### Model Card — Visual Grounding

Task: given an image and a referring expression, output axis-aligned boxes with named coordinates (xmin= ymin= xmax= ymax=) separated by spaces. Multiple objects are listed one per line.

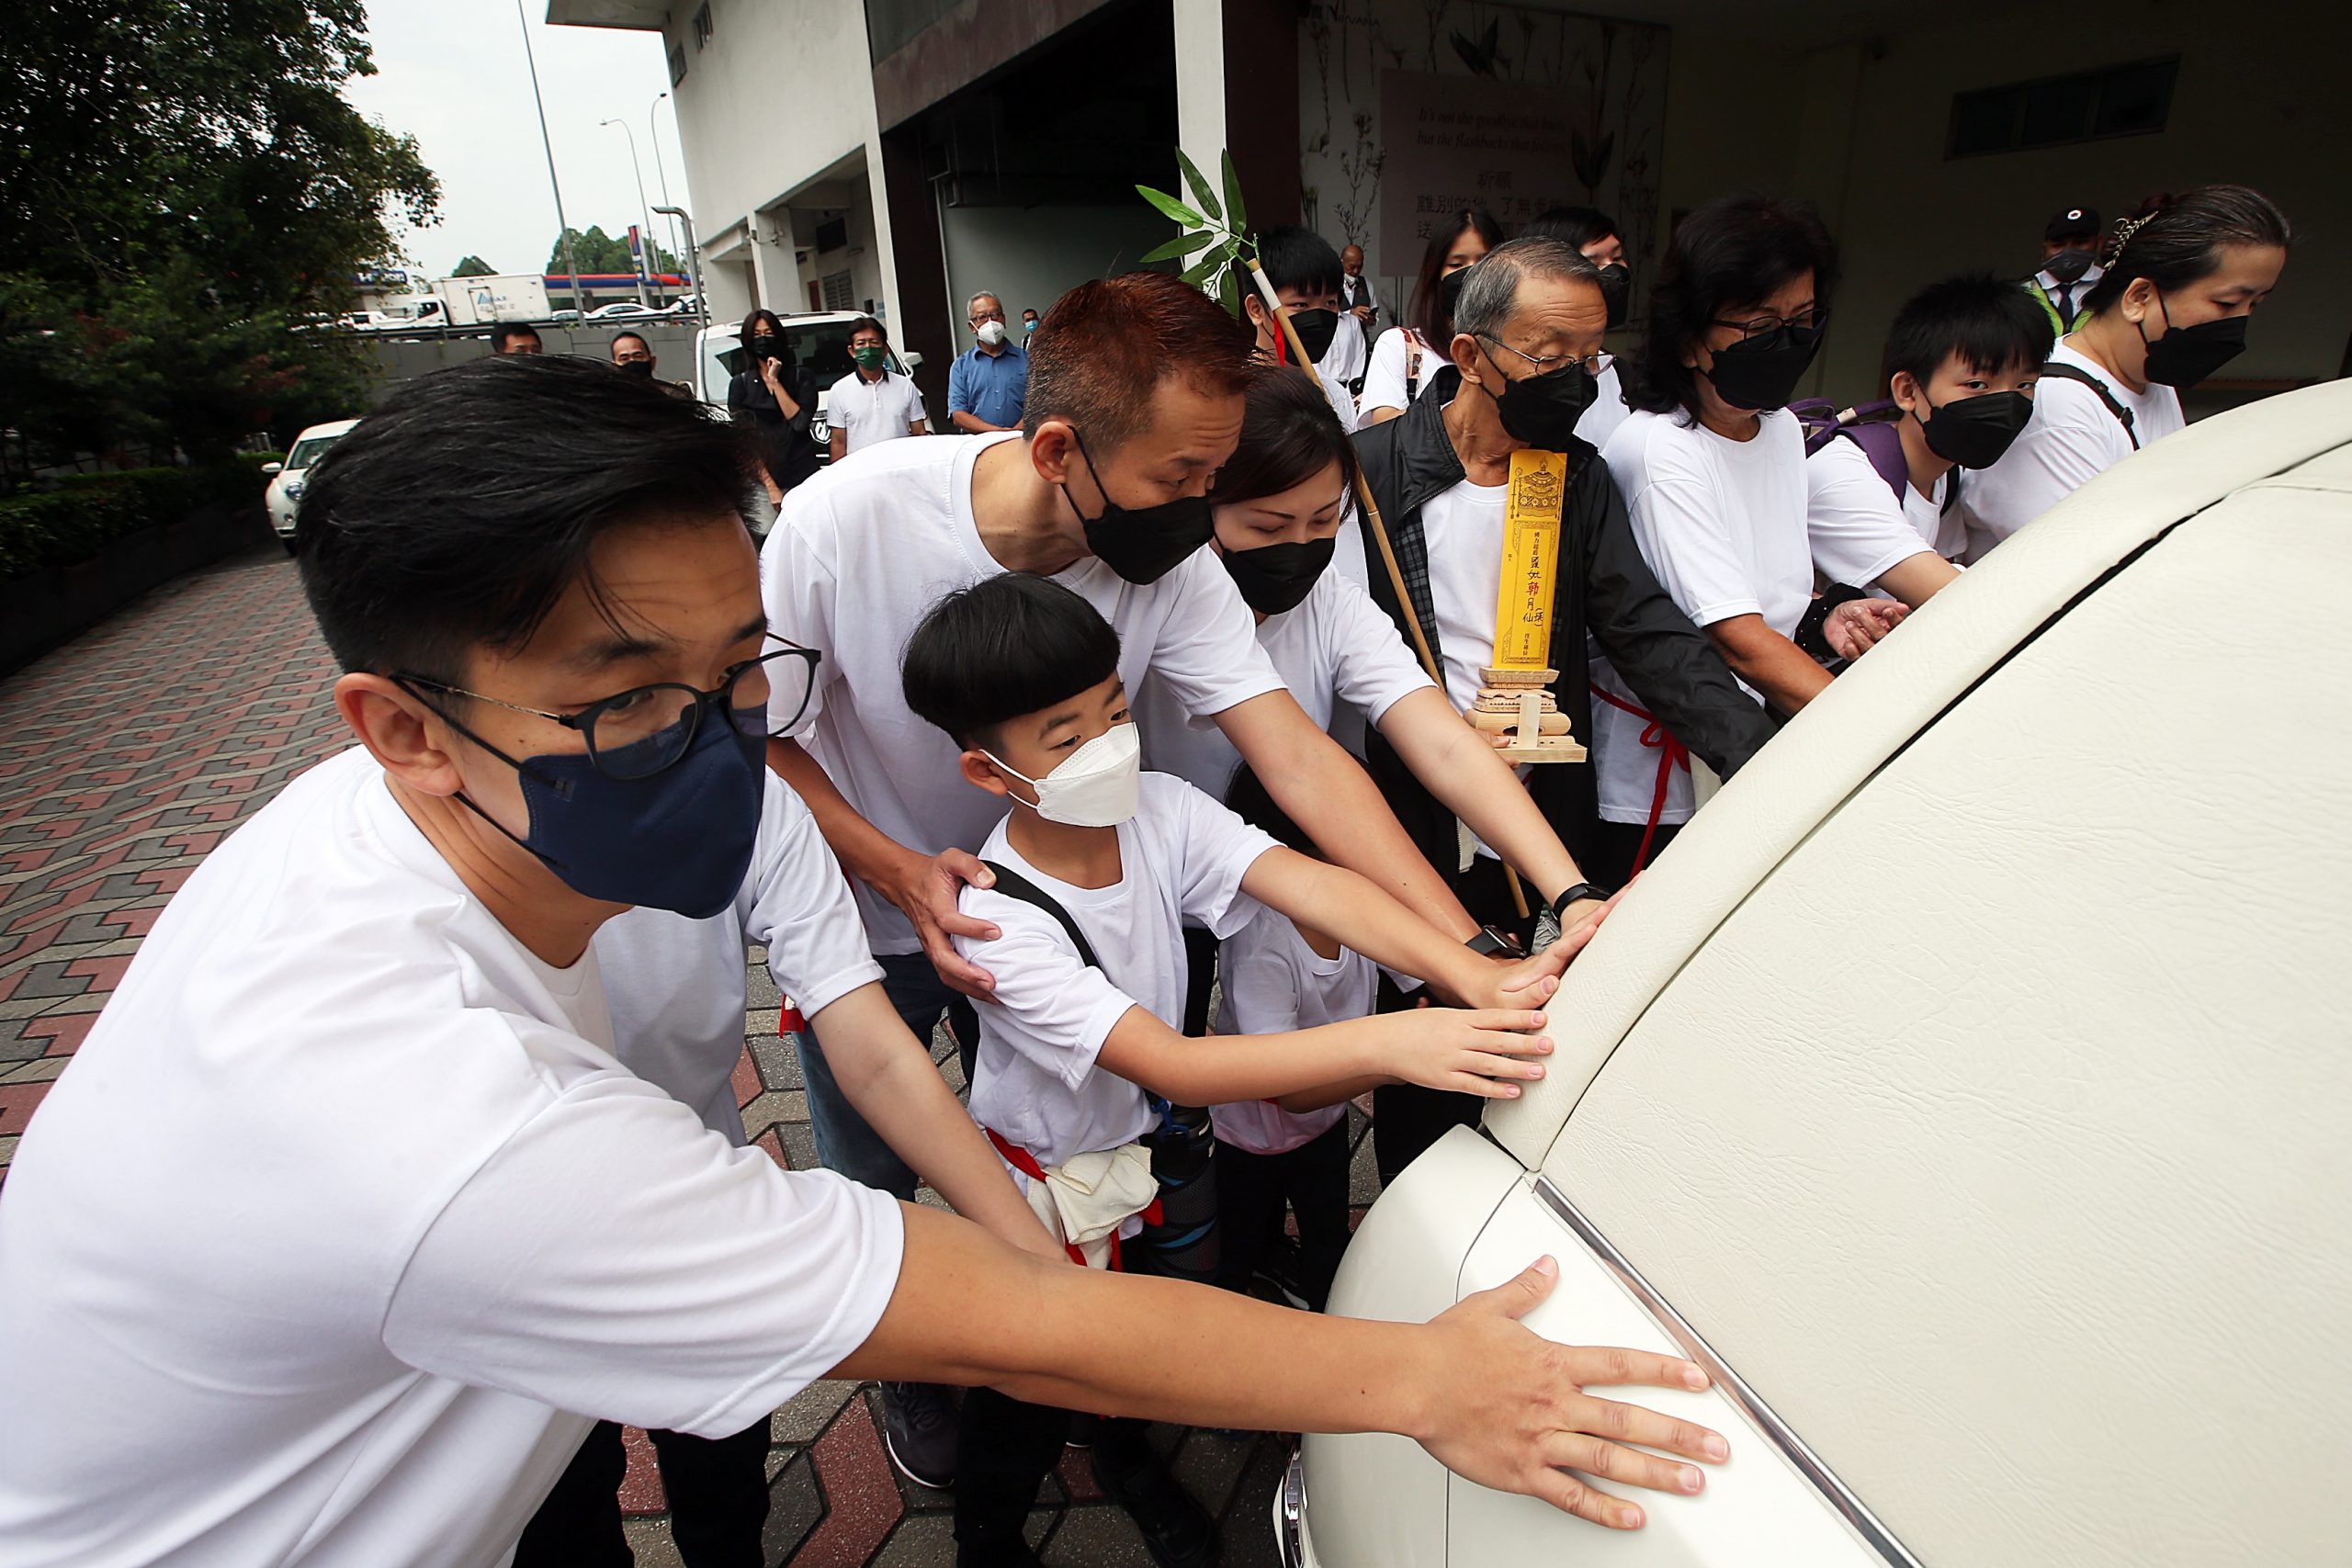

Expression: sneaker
xmin=1254 ymin=1238 xmax=1312 ymax=1311
xmin=1093 ymin=1445 xmax=1217 ymax=1568
xmin=880 ymin=1381 xmax=958 ymax=1490
xmin=1065 ymin=1410 xmax=1098 ymax=1450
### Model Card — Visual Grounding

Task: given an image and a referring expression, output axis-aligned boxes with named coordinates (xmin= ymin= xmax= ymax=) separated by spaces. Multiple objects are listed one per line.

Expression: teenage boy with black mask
xmin=761 ymin=271 xmax=1521 ymax=1485
xmin=1242 ymin=224 xmax=1364 ymax=431
xmin=0 ymin=357 xmax=1727 ymax=1568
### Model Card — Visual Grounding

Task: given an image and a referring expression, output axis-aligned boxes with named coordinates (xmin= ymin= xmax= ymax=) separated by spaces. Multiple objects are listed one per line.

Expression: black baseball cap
xmin=2045 ymin=206 xmax=2101 ymax=242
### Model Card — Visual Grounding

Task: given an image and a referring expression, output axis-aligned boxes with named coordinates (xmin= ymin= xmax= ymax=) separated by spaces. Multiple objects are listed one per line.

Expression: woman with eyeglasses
xmin=1589 ymin=195 xmax=1949 ymax=883
xmin=1358 ymin=208 xmax=1504 ymax=425
xmin=1962 ymin=186 xmax=2291 ymax=558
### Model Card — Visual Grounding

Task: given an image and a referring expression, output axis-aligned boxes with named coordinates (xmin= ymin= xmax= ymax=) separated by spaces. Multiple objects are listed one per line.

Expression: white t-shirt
xmin=954 ymin=773 xmax=1277 ymax=1174
xmin=1209 ymin=903 xmax=1369 ymax=1156
xmin=825 ymin=369 xmax=926 ymax=453
xmin=1592 ymin=408 xmax=1822 ymax=825
xmin=1959 ymin=338 xmax=2184 ymax=558
xmin=1577 ymin=360 xmax=1632 ymax=453
xmin=763 ymin=432 xmax=1285 ymax=954
xmin=595 ymin=775 xmax=885 ymax=1143
xmin=0 ymin=749 xmax=902 ymax=1568
xmin=1804 ymin=432 xmax=1957 ymax=575
xmin=1136 ymin=564 xmax=1432 ymax=804
xmin=1317 ymin=314 xmax=1367 ymax=433
xmin=1359 ymin=326 xmax=1444 ymax=415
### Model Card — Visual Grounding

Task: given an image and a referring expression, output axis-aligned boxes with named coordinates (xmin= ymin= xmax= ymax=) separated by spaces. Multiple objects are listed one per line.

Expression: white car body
xmin=692 ymin=313 xmax=928 ymax=458
xmin=585 ymin=302 xmax=663 ymax=321
xmin=1287 ymin=379 xmax=2352 ymax=1568
xmin=263 ymin=418 xmax=361 ymax=544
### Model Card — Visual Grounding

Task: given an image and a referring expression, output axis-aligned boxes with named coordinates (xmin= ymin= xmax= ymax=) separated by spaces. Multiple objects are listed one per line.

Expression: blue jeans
xmin=792 ymin=951 xmax=978 ymax=1201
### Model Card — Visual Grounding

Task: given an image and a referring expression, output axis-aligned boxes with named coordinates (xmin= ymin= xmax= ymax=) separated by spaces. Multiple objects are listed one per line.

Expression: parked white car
xmin=585 ymin=302 xmax=664 ymax=321
xmin=693 ymin=312 xmax=927 ymax=459
xmin=263 ymin=419 xmax=360 ymax=549
xmin=1285 ymin=378 xmax=2352 ymax=1568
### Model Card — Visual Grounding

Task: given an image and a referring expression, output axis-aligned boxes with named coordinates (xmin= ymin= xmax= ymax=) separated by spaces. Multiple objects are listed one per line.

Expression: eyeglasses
xmin=401 ymin=644 xmax=820 ymax=782
xmin=1710 ymin=307 xmax=1827 ymax=342
xmin=1478 ymin=334 xmax=1612 ymax=378
xmin=970 ymin=310 xmax=1006 ymax=324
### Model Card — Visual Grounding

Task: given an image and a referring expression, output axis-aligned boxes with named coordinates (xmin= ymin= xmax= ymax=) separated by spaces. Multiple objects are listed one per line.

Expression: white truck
xmin=433 ymin=274 xmax=552 ymax=327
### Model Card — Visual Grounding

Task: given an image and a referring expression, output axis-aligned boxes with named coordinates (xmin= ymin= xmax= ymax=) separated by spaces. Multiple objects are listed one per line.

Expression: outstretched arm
xmin=1378 ymin=687 xmax=1589 ymax=906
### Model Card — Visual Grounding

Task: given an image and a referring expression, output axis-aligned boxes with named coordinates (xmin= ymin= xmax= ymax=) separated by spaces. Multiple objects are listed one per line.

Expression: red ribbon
xmin=984 ymin=1126 xmax=1161 ymax=1270
xmin=1589 ymin=682 xmax=1690 ymax=877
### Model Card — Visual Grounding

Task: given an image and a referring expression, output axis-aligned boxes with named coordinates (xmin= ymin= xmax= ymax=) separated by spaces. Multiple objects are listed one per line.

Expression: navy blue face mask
xmin=430 ymin=701 xmax=766 ymax=919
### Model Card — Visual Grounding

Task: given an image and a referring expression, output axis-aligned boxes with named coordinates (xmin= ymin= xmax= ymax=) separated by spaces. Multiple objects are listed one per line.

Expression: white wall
xmin=937 ymin=203 xmax=1176 ymax=345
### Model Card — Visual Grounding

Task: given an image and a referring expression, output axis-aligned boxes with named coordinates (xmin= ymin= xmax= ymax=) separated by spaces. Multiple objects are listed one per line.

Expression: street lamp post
xmin=599 ymin=118 xmax=657 ymax=308
xmin=516 ymin=0 xmax=582 ymax=324
xmin=650 ymin=92 xmax=687 ymax=282
xmin=655 ymin=205 xmax=708 ymax=381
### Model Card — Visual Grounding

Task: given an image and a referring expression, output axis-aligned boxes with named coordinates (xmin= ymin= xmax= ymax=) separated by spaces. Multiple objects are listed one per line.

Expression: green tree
xmin=546 ymin=226 xmax=684 ymax=277
xmin=0 ymin=0 xmax=441 ymax=469
xmin=450 ymin=254 xmax=497 ymax=276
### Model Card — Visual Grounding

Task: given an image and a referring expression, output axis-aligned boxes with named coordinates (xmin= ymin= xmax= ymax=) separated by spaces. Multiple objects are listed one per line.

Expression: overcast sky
xmin=343 ymin=1 xmax=685 ymax=280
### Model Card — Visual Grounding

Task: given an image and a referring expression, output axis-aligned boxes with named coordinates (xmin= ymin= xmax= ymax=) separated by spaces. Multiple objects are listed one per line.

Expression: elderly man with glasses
xmin=1343 ymin=236 xmax=1780 ymax=1183
xmin=946 ymin=290 xmax=1029 ymax=434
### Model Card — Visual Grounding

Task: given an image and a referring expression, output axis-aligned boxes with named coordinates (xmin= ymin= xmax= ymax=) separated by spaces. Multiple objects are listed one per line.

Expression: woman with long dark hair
xmin=1357 ymin=209 xmax=1503 ymax=424
xmin=1589 ymin=195 xmax=1942 ymax=883
xmin=727 ymin=308 xmax=820 ymax=502
xmin=1963 ymin=185 xmax=2290 ymax=555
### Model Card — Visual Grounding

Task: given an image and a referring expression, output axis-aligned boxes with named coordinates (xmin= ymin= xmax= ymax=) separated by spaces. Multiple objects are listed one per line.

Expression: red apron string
xmin=984 ymin=1126 xmax=1161 ymax=1271
xmin=1589 ymin=683 xmax=1690 ymax=877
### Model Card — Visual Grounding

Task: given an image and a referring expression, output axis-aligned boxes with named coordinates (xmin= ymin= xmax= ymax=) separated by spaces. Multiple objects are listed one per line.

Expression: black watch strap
xmin=1464 ymin=924 xmax=1522 ymax=958
xmin=1549 ymin=882 xmax=1611 ymax=920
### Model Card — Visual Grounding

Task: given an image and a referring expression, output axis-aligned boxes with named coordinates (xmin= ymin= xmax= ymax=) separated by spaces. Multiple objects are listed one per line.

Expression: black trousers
xmin=1372 ymin=854 xmax=1533 ymax=1186
xmin=1586 ymin=819 xmax=1682 ymax=892
xmin=1214 ymin=1120 xmax=1351 ymax=1312
xmin=514 ymin=1417 xmax=771 ymax=1568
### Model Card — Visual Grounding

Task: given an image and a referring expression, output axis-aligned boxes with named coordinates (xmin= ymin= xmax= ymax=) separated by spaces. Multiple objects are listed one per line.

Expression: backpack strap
xmin=1834 ymin=419 xmax=1911 ymax=502
xmin=978 ymin=861 xmax=1102 ymax=972
xmin=2036 ymin=362 xmax=2139 ymax=449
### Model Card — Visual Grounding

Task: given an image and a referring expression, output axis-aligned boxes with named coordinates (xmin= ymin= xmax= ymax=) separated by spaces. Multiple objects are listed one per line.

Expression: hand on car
xmin=1373 ymin=1007 xmax=1551 ymax=1099
xmin=1825 ymin=597 xmax=1908 ymax=660
xmin=878 ymin=846 xmax=1000 ymax=1000
xmin=1415 ymin=1258 xmax=1727 ymax=1529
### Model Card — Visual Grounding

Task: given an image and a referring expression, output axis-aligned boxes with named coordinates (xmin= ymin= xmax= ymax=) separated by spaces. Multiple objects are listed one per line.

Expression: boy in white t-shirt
xmin=1208 ymin=769 xmax=1374 ymax=1314
xmin=900 ymin=573 xmax=1589 ymax=1567
xmin=0 ymin=360 xmax=1728 ymax=1568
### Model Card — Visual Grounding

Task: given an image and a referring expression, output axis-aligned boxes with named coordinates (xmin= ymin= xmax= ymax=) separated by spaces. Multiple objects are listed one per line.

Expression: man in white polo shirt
xmin=826 ymin=315 xmax=927 ymax=461
xmin=0 ymin=355 xmax=1728 ymax=1568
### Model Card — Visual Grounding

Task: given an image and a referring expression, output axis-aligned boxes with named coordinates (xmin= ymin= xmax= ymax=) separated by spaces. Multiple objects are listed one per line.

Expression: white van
xmin=1285 ymin=379 xmax=2352 ymax=1568
xmin=693 ymin=312 xmax=928 ymax=460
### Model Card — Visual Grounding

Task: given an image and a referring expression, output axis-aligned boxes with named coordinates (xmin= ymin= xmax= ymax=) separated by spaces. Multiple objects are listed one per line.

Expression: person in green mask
xmin=827 ymin=315 xmax=930 ymax=463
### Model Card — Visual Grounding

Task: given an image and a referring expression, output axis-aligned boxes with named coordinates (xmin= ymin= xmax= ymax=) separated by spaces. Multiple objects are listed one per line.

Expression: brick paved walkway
xmin=0 ymin=547 xmax=1362 ymax=1564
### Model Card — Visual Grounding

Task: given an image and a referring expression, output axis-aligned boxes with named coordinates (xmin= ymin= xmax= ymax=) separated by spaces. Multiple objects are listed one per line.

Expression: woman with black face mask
xmin=726 ymin=308 xmax=820 ymax=505
xmin=1359 ymin=209 xmax=1503 ymax=426
xmin=1964 ymin=186 xmax=2292 ymax=554
xmin=1594 ymin=194 xmax=1918 ymax=880
xmin=1132 ymin=367 xmax=1594 ymax=1032
xmin=1523 ymin=206 xmax=1636 ymax=452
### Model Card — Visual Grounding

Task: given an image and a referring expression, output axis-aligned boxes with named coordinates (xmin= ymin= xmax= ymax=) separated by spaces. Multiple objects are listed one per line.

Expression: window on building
xmin=822 ymin=271 xmax=854 ymax=311
xmin=1948 ymin=57 xmax=2177 ymax=158
xmin=814 ymin=214 xmax=849 ymax=253
xmin=692 ymin=3 xmax=714 ymax=51
xmin=668 ymin=44 xmax=686 ymax=86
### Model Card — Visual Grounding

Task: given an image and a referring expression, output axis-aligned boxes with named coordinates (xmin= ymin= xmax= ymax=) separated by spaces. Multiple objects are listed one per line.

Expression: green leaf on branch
xmin=1217 ymin=267 xmax=1241 ymax=318
xmin=1180 ymin=254 xmax=1224 ymax=287
xmin=1222 ymin=150 xmax=1249 ymax=236
xmin=1175 ymin=150 xmax=1223 ymax=223
xmin=1136 ymin=186 xmax=1205 ymax=228
xmin=1140 ymin=231 xmax=1217 ymax=265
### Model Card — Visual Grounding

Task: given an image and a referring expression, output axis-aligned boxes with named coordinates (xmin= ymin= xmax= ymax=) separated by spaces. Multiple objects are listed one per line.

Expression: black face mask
xmin=1063 ymin=430 xmax=1217 ymax=584
xmin=1703 ymin=318 xmax=1827 ymax=412
xmin=1221 ymin=536 xmax=1335 ymax=615
xmin=1480 ymin=344 xmax=1599 ymax=450
xmin=750 ymin=334 xmax=787 ymax=362
xmin=1914 ymin=389 xmax=2033 ymax=469
xmin=617 ymin=358 xmax=654 ymax=379
xmin=1283 ymin=307 xmax=1340 ymax=364
xmin=1596 ymin=264 xmax=1632 ymax=330
xmin=2138 ymin=297 xmax=2248 ymax=391
xmin=1435 ymin=266 xmax=1469 ymax=329
xmin=2043 ymin=247 xmax=2098 ymax=286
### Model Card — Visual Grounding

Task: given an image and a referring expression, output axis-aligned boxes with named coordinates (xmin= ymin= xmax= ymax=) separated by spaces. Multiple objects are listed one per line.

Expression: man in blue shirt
xmin=945 ymin=291 xmax=1028 ymax=433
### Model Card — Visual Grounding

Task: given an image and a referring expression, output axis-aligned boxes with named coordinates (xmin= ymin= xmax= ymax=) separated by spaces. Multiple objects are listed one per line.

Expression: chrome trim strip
xmin=1275 ymin=1446 xmax=1308 ymax=1568
xmin=1531 ymin=1175 xmax=1925 ymax=1568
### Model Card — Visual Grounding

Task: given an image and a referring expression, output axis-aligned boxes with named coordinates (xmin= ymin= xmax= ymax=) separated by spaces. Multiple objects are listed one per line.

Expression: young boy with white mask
xmin=900 ymin=573 xmax=1605 ymax=1568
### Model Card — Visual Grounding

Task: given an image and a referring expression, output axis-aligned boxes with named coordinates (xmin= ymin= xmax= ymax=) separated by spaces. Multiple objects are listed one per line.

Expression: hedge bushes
xmin=0 ymin=457 xmax=270 ymax=582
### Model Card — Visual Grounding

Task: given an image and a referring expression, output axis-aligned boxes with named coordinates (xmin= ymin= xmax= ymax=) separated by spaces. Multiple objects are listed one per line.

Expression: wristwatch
xmin=1465 ymin=924 xmax=1524 ymax=958
xmin=1549 ymin=882 xmax=1611 ymax=920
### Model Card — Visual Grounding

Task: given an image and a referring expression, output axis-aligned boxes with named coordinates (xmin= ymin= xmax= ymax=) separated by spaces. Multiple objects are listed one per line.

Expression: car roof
xmin=289 ymin=419 xmax=362 ymax=444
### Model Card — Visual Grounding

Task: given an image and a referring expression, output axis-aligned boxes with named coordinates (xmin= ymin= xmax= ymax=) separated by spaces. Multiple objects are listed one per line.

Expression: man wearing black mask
xmin=760 ymin=272 xmax=1507 ymax=1493
xmin=2029 ymin=205 xmax=2104 ymax=335
xmin=1243 ymin=225 xmax=1364 ymax=431
xmin=608 ymin=331 xmax=692 ymax=398
xmin=1346 ymin=237 xmax=1778 ymax=1180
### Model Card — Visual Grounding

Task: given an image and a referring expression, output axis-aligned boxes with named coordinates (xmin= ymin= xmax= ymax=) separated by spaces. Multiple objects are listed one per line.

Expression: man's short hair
xmin=1522 ymin=207 xmax=1620 ymax=253
xmin=848 ymin=315 xmax=887 ymax=342
xmin=490 ymin=322 xmax=541 ymax=353
xmin=1256 ymin=225 xmax=1345 ymax=299
xmin=609 ymin=330 xmax=651 ymax=357
xmin=1452 ymin=237 xmax=1600 ymax=344
xmin=1022 ymin=271 xmax=1255 ymax=449
xmin=967 ymin=292 xmax=1001 ymax=318
xmin=900 ymin=573 xmax=1122 ymax=752
xmin=296 ymin=356 xmax=752 ymax=683
xmin=1884 ymin=273 xmax=2056 ymax=388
